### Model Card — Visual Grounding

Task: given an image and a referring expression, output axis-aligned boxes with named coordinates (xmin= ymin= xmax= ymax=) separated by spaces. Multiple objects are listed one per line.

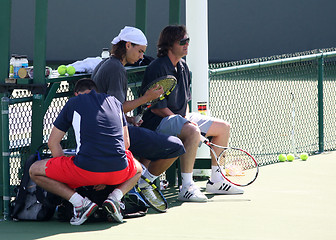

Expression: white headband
xmin=111 ymin=26 xmax=147 ymax=46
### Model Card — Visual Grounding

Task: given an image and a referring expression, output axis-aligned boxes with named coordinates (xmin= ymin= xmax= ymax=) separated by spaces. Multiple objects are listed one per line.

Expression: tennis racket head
xmin=217 ymin=147 xmax=259 ymax=187
xmin=141 ymin=75 xmax=177 ymax=104
xmin=136 ymin=177 xmax=168 ymax=213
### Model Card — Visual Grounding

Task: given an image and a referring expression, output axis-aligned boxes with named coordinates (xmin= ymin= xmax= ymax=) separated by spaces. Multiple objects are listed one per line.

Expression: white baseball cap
xmin=111 ymin=26 xmax=147 ymax=46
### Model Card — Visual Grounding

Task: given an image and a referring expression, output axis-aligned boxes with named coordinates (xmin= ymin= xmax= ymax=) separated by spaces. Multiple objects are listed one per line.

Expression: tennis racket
xmin=136 ymin=176 xmax=168 ymax=213
xmin=135 ymin=75 xmax=177 ymax=123
xmin=200 ymin=135 xmax=259 ymax=187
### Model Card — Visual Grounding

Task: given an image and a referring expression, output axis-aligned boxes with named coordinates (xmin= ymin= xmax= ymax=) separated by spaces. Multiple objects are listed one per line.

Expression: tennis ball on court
xmin=300 ymin=153 xmax=308 ymax=161
xmin=287 ymin=154 xmax=295 ymax=162
xmin=278 ymin=154 xmax=287 ymax=162
xmin=57 ymin=65 xmax=67 ymax=75
xmin=67 ymin=66 xmax=76 ymax=76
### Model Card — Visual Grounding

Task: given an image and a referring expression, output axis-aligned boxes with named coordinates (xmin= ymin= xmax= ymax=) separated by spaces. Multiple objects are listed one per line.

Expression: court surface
xmin=1 ymin=151 xmax=335 ymax=240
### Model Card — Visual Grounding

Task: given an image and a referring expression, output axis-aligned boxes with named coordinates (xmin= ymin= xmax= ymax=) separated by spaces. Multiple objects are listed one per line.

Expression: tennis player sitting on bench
xmin=140 ymin=25 xmax=244 ymax=202
xmin=92 ymin=26 xmax=186 ymax=194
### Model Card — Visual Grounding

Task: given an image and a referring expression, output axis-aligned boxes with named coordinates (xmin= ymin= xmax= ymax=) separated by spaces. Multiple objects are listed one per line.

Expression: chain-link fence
xmin=209 ymin=49 xmax=336 ymax=166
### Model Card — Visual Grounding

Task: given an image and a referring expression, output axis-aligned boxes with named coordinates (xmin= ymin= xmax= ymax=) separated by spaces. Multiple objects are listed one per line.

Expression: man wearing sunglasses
xmin=141 ymin=25 xmax=244 ymax=202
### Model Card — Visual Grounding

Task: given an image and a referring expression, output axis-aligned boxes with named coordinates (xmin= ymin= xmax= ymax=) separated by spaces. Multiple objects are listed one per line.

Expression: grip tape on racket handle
xmin=135 ymin=114 xmax=143 ymax=124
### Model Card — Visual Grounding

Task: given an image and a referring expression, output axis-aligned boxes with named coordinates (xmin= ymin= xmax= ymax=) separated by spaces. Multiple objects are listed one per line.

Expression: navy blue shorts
xmin=128 ymin=126 xmax=185 ymax=161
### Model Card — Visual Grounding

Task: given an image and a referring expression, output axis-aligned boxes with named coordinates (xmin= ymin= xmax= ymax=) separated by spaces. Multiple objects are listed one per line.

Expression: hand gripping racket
xmin=200 ymin=135 xmax=259 ymax=187
xmin=135 ymin=75 xmax=177 ymax=123
xmin=136 ymin=176 xmax=168 ymax=213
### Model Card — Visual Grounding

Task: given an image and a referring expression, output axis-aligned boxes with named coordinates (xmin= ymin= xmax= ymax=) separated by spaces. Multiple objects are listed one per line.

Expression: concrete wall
xmin=9 ymin=0 xmax=336 ymax=63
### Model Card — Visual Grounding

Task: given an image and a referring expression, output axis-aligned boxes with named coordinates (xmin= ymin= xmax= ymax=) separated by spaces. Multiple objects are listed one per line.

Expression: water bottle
xmin=21 ymin=55 xmax=28 ymax=68
xmin=101 ymin=48 xmax=109 ymax=59
xmin=13 ymin=56 xmax=21 ymax=78
xmin=9 ymin=54 xmax=17 ymax=78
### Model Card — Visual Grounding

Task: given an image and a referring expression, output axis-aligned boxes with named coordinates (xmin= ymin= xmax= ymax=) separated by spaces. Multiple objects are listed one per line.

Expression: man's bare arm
xmin=48 ymin=127 xmax=66 ymax=157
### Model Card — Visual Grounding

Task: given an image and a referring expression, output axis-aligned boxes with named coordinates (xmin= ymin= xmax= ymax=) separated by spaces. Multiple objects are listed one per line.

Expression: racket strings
xmin=219 ymin=149 xmax=258 ymax=185
xmin=140 ymin=185 xmax=166 ymax=211
xmin=149 ymin=78 xmax=176 ymax=92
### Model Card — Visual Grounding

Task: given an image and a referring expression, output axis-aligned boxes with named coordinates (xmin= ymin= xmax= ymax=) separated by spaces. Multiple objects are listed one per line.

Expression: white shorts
xmin=156 ymin=112 xmax=214 ymax=136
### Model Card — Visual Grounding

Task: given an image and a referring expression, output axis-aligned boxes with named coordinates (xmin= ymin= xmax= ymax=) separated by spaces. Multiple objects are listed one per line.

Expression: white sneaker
xmin=178 ymin=183 xmax=208 ymax=202
xmin=206 ymin=179 xmax=244 ymax=195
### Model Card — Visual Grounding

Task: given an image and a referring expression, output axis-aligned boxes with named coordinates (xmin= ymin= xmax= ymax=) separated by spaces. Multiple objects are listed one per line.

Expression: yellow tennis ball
xmin=300 ymin=153 xmax=308 ymax=161
xmin=67 ymin=66 xmax=76 ymax=76
xmin=57 ymin=65 xmax=67 ymax=75
xmin=287 ymin=154 xmax=295 ymax=162
xmin=278 ymin=154 xmax=287 ymax=162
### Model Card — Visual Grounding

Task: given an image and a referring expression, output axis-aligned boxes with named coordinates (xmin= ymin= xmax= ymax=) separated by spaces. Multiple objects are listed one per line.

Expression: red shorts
xmin=45 ymin=150 xmax=137 ymax=189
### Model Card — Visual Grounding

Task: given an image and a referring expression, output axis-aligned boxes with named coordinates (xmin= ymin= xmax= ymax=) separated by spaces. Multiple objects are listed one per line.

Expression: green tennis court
xmin=1 ymin=151 xmax=335 ymax=240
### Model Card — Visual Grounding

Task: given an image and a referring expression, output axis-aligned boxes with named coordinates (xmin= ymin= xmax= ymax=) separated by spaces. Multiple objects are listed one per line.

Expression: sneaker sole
xmin=103 ymin=201 xmax=123 ymax=223
xmin=70 ymin=203 xmax=98 ymax=226
xmin=177 ymin=196 xmax=208 ymax=202
xmin=206 ymin=187 xmax=244 ymax=195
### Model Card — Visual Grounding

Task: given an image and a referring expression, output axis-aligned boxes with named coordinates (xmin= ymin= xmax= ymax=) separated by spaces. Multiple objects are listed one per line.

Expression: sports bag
xmin=11 ymin=151 xmax=60 ymax=221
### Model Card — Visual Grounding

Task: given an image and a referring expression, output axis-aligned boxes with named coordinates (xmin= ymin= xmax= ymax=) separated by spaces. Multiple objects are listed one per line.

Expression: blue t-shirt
xmin=53 ymin=90 xmax=128 ymax=172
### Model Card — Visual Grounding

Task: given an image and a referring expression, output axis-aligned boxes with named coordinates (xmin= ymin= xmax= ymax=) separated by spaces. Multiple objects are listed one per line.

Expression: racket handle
xmin=135 ymin=114 xmax=143 ymax=124
xmin=200 ymin=135 xmax=208 ymax=143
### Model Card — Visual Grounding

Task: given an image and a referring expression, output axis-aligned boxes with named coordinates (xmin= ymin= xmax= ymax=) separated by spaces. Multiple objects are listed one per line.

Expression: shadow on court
xmin=1 ymin=151 xmax=336 ymax=240
xmin=0 ymin=219 xmax=114 ymax=240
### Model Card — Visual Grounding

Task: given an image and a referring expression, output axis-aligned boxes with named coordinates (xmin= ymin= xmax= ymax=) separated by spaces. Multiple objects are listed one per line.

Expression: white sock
xmin=210 ymin=165 xmax=224 ymax=183
xmin=181 ymin=172 xmax=193 ymax=188
xmin=108 ymin=188 xmax=123 ymax=202
xmin=69 ymin=192 xmax=84 ymax=208
xmin=138 ymin=169 xmax=158 ymax=188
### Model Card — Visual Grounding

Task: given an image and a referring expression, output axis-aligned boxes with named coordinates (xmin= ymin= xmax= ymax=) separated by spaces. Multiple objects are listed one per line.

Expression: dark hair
xmin=112 ymin=41 xmax=137 ymax=61
xmin=74 ymin=78 xmax=97 ymax=93
xmin=111 ymin=41 xmax=127 ymax=61
xmin=157 ymin=25 xmax=187 ymax=57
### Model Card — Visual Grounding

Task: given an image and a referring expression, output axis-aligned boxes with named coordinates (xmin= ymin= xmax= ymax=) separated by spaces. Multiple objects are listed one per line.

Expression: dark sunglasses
xmin=179 ymin=38 xmax=190 ymax=46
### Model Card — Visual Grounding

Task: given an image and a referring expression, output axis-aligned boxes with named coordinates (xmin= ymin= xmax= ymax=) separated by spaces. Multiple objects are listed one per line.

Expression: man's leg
xmin=154 ymin=115 xmax=208 ymax=202
xmin=29 ymin=159 xmax=76 ymax=201
xmin=178 ymin=122 xmax=200 ymax=174
xmin=103 ymin=156 xmax=142 ymax=223
xmin=176 ymin=122 xmax=208 ymax=202
xmin=29 ymin=159 xmax=98 ymax=225
xmin=129 ymin=126 xmax=185 ymax=181
xmin=205 ymin=119 xmax=230 ymax=167
xmin=113 ymin=159 xmax=142 ymax=195
xmin=204 ymin=119 xmax=244 ymax=195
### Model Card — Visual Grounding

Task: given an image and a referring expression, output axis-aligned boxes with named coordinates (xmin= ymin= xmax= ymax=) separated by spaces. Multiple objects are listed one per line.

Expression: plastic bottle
xmin=21 ymin=55 xmax=28 ymax=68
xmin=9 ymin=54 xmax=17 ymax=78
xmin=13 ymin=56 xmax=21 ymax=78
xmin=101 ymin=48 xmax=109 ymax=59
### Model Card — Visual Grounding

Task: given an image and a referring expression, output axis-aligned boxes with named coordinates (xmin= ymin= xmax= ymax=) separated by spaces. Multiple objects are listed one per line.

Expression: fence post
xmin=1 ymin=96 xmax=10 ymax=220
xmin=317 ymin=55 xmax=324 ymax=153
xmin=0 ymin=0 xmax=12 ymax=218
xmin=30 ymin=0 xmax=48 ymax=153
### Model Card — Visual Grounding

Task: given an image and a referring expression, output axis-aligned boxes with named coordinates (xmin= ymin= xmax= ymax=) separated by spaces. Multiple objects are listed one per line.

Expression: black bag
xmin=11 ymin=151 xmax=61 ymax=221
xmin=56 ymin=186 xmax=148 ymax=222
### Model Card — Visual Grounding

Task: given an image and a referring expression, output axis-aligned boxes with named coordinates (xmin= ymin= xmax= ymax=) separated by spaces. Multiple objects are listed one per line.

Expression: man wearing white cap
xmin=92 ymin=26 xmax=185 ymax=203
